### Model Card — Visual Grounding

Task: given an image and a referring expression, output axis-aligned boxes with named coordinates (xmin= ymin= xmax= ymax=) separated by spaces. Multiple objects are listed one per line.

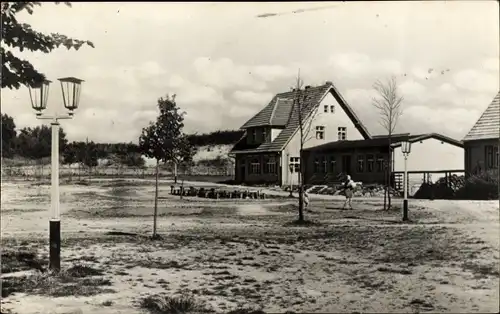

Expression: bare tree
xmin=293 ymin=70 xmax=320 ymax=222
xmin=372 ymin=76 xmax=404 ymax=210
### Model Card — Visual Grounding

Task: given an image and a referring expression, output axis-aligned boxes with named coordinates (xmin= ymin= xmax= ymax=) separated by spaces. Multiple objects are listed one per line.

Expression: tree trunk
xmin=298 ymin=150 xmax=305 ymax=222
xmin=174 ymin=162 xmax=178 ymax=184
xmin=387 ymin=138 xmax=392 ymax=209
xmin=383 ymin=170 xmax=387 ymax=210
xmin=153 ymin=159 xmax=159 ymax=238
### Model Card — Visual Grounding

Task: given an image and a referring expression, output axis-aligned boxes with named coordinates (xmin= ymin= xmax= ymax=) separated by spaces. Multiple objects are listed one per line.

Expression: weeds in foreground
xmin=140 ymin=294 xmax=269 ymax=314
xmin=140 ymin=295 xmax=210 ymax=313
xmin=1 ymin=264 xmax=114 ymax=298
xmin=1 ymin=249 xmax=47 ymax=274
xmin=283 ymin=219 xmax=322 ymax=227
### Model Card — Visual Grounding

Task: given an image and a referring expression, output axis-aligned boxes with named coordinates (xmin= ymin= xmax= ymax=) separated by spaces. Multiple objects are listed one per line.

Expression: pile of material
xmin=170 ymin=186 xmax=267 ymax=199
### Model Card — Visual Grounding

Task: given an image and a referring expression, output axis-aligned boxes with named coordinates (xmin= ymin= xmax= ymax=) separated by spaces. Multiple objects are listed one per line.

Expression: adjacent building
xmin=463 ymin=92 xmax=500 ymax=177
xmin=302 ymin=133 xmax=464 ymax=186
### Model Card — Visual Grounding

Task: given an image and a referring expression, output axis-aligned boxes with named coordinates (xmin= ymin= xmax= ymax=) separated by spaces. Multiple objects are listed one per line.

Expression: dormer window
xmin=252 ymin=129 xmax=257 ymax=143
xmin=262 ymin=129 xmax=267 ymax=142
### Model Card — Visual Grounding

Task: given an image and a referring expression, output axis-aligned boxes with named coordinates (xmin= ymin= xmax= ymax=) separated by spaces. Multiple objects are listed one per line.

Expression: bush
xmin=455 ymin=171 xmax=498 ymax=200
xmin=414 ymin=171 xmax=498 ymax=200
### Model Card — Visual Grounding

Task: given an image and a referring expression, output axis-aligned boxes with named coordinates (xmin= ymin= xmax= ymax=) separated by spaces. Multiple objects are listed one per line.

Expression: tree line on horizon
xmin=1 ymin=113 xmax=244 ymax=166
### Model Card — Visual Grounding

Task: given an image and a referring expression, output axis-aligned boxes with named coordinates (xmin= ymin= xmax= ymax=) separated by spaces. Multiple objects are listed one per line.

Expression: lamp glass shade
xmin=29 ymin=80 xmax=51 ymax=112
xmin=401 ymin=141 xmax=412 ymax=154
xmin=58 ymin=77 xmax=84 ymax=111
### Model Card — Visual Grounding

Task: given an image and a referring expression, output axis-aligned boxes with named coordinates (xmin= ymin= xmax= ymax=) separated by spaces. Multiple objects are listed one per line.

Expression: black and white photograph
xmin=1 ymin=1 xmax=499 ymax=313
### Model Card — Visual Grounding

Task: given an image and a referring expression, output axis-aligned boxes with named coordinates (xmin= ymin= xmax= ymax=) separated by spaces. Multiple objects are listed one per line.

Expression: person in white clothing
xmin=342 ymin=174 xmax=356 ymax=210
xmin=303 ymin=190 xmax=310 ymax=211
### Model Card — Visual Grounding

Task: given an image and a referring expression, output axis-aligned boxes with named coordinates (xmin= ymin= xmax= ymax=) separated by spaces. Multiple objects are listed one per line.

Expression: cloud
xmin=2 ymin=2 xmax=498 ymax=144
xmin=398 ymin=80 xmax=427 ymax=101
xmin=402 ymin=105 xmax=480 ymax=138
xmin=453 ymin=69 xmax=499 ymax=93
xmin=232 ymin=90 xmax=274 ymax=106
xmin=410 ymin=67 xmax=429 ymax=80
xmin=482 ymin=57 xmax=499 ymax=72
xmin=328 ymin=53 xmax=402 ymax=79
xmin=192 ymin=57 xmax=267 ymax=91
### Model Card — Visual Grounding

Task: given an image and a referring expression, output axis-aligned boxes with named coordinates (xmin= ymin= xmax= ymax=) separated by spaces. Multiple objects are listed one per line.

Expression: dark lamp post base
xmin=49 ymin=220 xmax=61 ymax=272
xmin=403 ymin=199 xmax=409 ymax=221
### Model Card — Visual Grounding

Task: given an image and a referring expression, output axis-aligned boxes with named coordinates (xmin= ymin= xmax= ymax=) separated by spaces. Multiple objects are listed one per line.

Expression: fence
xmin=1 ymin=163 xmax=235 ymax=182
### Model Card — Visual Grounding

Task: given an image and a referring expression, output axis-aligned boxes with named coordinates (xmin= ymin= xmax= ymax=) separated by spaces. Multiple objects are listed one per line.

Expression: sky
xmin=2 ymin=1 xmax=499 ymax=144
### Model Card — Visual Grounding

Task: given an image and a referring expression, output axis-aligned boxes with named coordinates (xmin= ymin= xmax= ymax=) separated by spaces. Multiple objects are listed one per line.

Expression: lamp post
xmin=288 ymin=163 xmax=294 ymax=197
xmin=401 ymin=141 xmax=412 ymax=221
xmin=28 ymin=77 xmax=84 ymax=272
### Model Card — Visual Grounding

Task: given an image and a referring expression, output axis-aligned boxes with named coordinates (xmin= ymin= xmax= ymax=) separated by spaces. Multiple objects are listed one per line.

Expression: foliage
xmin=138 ymin=94 xmax=194 ymax=238
xmin=414 ymin=171 xmax=498 ymax=200
xmin=139 ymin=94 xmax=194 ymax=164
xmin=15 ymin=124 xmax=67 ymax=159
xmin=455 ymin=171 xmax=498 ymax=200
xmin=115 ymin=152 xmax=145 ymax=168
xmin=1 ymin=2 xmax=94 ymax=89
xmin=1 ymin=113 xmax=17 ymax=157
xmin=62 ymin=140 xmax=99 ymax=167
xmin=186 ymin=129 xmax=244 ymax=146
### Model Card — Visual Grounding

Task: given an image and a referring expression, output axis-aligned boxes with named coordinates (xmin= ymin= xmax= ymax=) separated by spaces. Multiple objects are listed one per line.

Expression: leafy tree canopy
xmin=1 ymin=2 xmax=94 ymax=89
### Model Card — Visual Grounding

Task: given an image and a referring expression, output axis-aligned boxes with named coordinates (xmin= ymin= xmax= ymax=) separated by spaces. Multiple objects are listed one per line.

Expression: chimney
xmin=325 ymin=81 xmax=333 ymax=85
xmin=305 ymin=85 xmax=311 ymax=89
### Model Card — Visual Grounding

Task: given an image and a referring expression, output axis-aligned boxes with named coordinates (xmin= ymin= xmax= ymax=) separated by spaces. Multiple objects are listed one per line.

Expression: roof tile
xmin=463 ymin=92 xmax=500 ymax=141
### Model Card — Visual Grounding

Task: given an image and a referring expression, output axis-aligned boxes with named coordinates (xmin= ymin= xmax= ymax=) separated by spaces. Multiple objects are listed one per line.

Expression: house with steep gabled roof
xmin=230 ymin=81 xmax=371 ymax=185
xmin=463 ymin=92 xmax=500 ymax=176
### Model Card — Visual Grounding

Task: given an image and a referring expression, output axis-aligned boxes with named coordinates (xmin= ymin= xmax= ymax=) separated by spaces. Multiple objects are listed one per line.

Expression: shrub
xmin=455 ymin=170 xmax=498 ymax=200
xmin=414 ymin=171 xmax=498 ymax=200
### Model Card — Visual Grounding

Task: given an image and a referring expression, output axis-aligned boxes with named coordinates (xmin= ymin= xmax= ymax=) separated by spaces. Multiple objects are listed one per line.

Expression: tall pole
xmin=402 ymin=153 xmax=409 ymax=221
xmin=49 ymin=120 xmax=61 ymax=271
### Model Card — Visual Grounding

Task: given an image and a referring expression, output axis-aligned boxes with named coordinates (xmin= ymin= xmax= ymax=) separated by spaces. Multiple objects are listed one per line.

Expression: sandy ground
xmin=1 ymin=179 xmax=499 ymax=314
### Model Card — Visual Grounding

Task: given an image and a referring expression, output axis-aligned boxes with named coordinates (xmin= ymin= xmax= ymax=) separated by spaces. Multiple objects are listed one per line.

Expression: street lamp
xmin=28 ymin=77 xmax=84 ymax=272
xmin=401 ymin=141 xmax=412 ymax=221
xmin=288 ymin=163 xmax=294 ymax=197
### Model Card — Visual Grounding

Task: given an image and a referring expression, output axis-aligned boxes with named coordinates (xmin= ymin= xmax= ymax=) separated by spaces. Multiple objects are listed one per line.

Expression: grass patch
xmin=462 ymin=262 xmax=500 ymax=279
xmin=283 ymin=219 xmax=322 ymax=227
xmin=140 ymin=294 xmax=211 ymax=313
xmin=2 ymin=264 xmax=114 ymax=298
xmin=226 ymin=309 xmax=266 ymax=314
xmin=1 ymin=249 xmax=47 ymax=274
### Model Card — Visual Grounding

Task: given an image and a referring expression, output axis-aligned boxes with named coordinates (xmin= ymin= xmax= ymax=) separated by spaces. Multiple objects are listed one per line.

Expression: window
xmin=357 ymin=155 xmax=364 ymax=172
xmin=262 ymin=129 xmax=267 ymax=142
xmin=251 ymin=129 xmax=257 ymax=143
xmin=329 ymin=156 xmax=336 ymax=173
xmin=250 ymin=159 xmax=260 ymax=174
xmin=316 ymin=126 xmax=325 ymax=140
xmin=366 ymin=154 xmax=374 ymax=172
xmin=264 ymin=156 xmax=276 ymax=174
xmin=330 ymin=105 xmax=335 ymax=113
xmin=322 ymin=156 xmax=328 ymax=173
xmin=289 ymin=157 xmax=300 ymax=173
xmin=338 ymin=127 xmax=346 ymax=140
xmin=324 ymin=105 xmax=328 ymax=113
xmin=313 ymin=158 xmax=321 ymax=173
xmin=485 ymin=145 xmax=499 ymax=169
xmin=376 ymin=155 xmax=385 ymax=172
